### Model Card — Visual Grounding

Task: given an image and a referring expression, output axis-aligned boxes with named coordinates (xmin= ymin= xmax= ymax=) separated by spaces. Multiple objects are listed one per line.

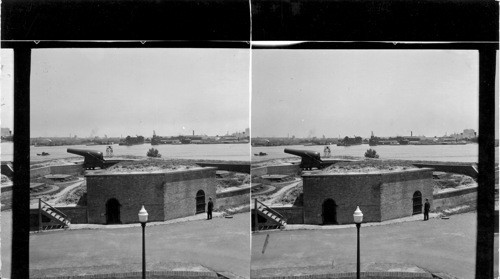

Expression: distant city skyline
xmin=30 ymin=48 xmax=250 ymax=138
xmin=252 ymin=50 xmax=482 ymax=139
xmin=251 ymin=128 xmax=477 ymax=139
xmin=30 ymin=127 xmax=250 ymax=139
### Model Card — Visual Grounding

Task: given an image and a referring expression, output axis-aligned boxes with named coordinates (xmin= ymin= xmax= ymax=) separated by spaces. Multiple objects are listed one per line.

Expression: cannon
xmin=284 ymin=148 xmax=323 ymax=170
xmin=67 ymin=148 xmax=105 ymax=169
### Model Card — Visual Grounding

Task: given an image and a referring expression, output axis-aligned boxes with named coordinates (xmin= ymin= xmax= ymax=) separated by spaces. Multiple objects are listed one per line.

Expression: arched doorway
xmin=196 ymin=190 xmax=206 ymax=214
xmin=322 ymin=199 xmax=337 ymax=225
xmin=106 ymin=198 xmax=121 ymax=224
xmin=413 ymin=191 xmax=422 ymax=215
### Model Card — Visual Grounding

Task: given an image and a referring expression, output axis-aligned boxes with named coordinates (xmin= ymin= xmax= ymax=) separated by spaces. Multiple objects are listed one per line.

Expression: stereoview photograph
xmin=15 ymin=48 xmax=251 ymax=279
xmin=250 ymin=49 xmax=496 ymax=279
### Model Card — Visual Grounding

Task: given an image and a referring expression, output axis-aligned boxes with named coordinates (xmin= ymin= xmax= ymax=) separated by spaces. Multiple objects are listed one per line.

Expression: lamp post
xmin=353 ymin=206 xmax=363 ymax=279
xmin=138 ymin=205 xmax=148 ymax=279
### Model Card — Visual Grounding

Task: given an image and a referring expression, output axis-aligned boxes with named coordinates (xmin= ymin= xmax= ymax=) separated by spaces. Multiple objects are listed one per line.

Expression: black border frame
xmin=1 ymin=0 xmax=498 ymax=278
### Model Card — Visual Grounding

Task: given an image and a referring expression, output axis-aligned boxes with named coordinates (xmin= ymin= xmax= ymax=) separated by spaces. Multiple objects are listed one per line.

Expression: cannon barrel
xmin=284 ymin=148 xmax=323 ymax=170
xmin=67 ymin=148 xmax=104 ymax=160
xmin=67 ymin=148 xmax=104 ymax=169
xmin=284 ymin=148 xmax=321 ymax=159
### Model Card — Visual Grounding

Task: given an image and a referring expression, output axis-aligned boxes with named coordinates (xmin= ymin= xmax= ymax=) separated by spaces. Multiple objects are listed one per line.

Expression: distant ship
xmin=119 ymin=136 xmax=145 ymax=146
xmin=337 ymin=136 xmax=362 ymax=147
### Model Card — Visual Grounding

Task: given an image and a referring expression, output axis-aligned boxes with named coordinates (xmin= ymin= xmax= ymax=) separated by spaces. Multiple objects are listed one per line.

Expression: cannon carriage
xmin=284 ymin=148 xmax=324 ymax=170
xmin=67 ymin=148 xmax=130 ymax=170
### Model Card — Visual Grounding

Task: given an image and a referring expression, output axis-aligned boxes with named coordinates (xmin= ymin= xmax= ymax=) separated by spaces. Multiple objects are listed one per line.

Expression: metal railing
xmin=253 ymin=199 xmax=286 ymax=231
xmin=38 ymin=198 xmax=69 ymax=231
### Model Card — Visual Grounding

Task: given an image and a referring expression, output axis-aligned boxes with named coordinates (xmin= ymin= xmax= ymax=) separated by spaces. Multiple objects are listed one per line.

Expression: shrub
xmin=147 ymin=148 xmax=161 ymax=158
xmin=364 ymin=149 xmax=379 ymax=159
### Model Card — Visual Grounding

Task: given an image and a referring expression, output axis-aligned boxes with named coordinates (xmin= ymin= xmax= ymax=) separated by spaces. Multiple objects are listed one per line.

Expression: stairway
xmin=38 ymin=199 xmax=71 ymax=230
xmin=253 ymin=199 xmax=286 ymax=231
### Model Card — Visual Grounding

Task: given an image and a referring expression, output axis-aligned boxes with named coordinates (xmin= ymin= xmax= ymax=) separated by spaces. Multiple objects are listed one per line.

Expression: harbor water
xmin=252 ymin=144 xmax=485 ymax=163
xmin=26 ymin=142 xmax=250 ymax=162
xmin=1 ymin=142 xmax=498 ymax=164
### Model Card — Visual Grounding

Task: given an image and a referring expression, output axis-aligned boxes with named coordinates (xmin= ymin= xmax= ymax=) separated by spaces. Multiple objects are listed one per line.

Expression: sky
xmin=1 ymin=49 xmax=14 ymax=133
xmin=30 ymin=48 xmax=250 ymax=138
xmin=252 ymin=50 xmax=483 ymax=138
xmin=1 ymin=48 xmax=498 ymax=139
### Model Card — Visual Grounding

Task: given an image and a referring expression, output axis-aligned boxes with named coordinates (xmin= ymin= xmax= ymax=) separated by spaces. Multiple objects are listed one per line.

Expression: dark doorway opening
xmin=106 ymin=198 xmax=121 ymax=224
xmin=196 ymin=190 xmax=206 ymax=214
xmin=322 ymin=199 xmax=337 ymax=225
xmin=413 ymin=191 xmax=422 ymax=215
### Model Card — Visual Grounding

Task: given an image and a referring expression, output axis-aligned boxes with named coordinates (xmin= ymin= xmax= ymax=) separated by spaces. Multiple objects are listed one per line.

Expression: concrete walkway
xmin=66 ymin=212 xmax=226 ymax=231
xmin=251 ymin=211 xmax=499 ymax=279
xmin=279 ymin=212 xmax=441 ymax=231
xmin=2 ymin=212 xmax=250 ymax=279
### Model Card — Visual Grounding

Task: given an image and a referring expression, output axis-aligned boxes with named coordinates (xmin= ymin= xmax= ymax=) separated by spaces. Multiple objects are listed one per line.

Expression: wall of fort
xmin=50 ymin=164 xmax=85 ymax=176
xmin=30 ymin=164 xmax=84 ymax=179
xmin=30 ymin=166 xmax=52 ymax=178
xmin=379 ymin=169 xmax=434 ymax=221
xmin=271 ymin=206 xmax=304 ymax=224
xmin=86 ymin=167 xmax=217 ymax=224
xmin=53 ymin=206 xmax=88 ymax=224
xmin=302 ymin=168 xmax=434 ymax=225
xmin=216 ymin=186 xmax=251 ymax=210
xmin=163 ymin=168 xmax=217 ymax=220
xmin=432 ymin=186 xmax=477 ymax=212
xmin=252 ymin=164 xmax=301 ymax=177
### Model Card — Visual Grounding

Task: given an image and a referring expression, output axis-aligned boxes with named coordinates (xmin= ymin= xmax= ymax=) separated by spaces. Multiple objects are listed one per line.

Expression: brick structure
xmin=86 ymin=167 xmax=217 ymax=224
xmin=303 ymin=168 xmax=434 ymax=225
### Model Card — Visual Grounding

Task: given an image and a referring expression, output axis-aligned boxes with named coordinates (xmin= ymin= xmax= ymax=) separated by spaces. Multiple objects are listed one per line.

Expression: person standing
xmin=207 ymin=197 xmax=213 ymax=220
xmin=424 ymin=199 xmax=430 ymax=221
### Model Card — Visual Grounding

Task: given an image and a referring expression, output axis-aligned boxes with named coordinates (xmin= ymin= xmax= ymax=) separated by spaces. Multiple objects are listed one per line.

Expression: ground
xmin=2 ymin=211 xmax=250 ymax=278
xmin=251 ymin=211 xmax=499 ymax=279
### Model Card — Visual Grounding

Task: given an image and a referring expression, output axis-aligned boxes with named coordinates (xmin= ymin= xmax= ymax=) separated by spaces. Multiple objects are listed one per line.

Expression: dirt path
xmin=265 ymin=179 xmax=302 ymax=205
xmin=30 ymin=178 xmax=85 ymax=207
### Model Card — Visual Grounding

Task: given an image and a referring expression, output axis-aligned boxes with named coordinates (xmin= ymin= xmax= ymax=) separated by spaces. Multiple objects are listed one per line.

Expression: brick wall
xmin=303 ymin=169 xmax=433 ymax=225
xmin=303 ymin=174 xmax=382 ymax=225
xmin=433 ymin=186 xmax=477 ymax=212
xmin=86 ymin=168 xmax=217 ymax=224
xmin=30 ymin=166 xmax=52 ymax=178
xmin=379 ymin=169 xmax=434 ymax=221
xmin=30 ymin=164 xmax=84 ymax=179
xmin=252 ymin=164 xmax=301 ymax=177
xmin=252 ymin=166 xmax=268 ymax=177
xmin=50 ymin=164 xmax=84 ymax=176
xmin=87 ymin=172 xmax=166 ymax=224
xmin=271 ymin=206 xmax=304 ymax=224
xmin=54 ymin=206 xmax=88 ymax=224
xmin=163 ymin=168 xmax=217 ymax=220
xmin=86 ymin=168 xmax=216 ymax=224
xmin=265 ymin=164 xmax=301 ymax=176
xmin=216 ymin=186 xmax=251 ymax=209
xmin=217 ymin=192 xmax=250 ymax=210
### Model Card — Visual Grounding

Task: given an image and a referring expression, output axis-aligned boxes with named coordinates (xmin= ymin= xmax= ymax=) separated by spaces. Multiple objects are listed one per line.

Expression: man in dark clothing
xmin=207 ymin=197 xmax=213 ymax=220
xmin=424 ymin=199 xmax=430 ymax=221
